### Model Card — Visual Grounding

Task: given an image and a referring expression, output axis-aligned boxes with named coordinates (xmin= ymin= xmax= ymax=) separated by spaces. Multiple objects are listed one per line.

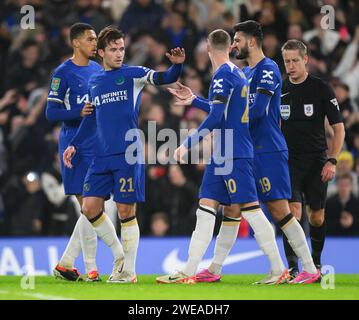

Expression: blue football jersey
xmin=46 ymin=59 xmax=103 ymax=195
xmin=208 ymin=62 xmax=253 ymax=160
xmin=82 ymin=65 xmax=158 ymax=156
xmin=243 ymin=57 xmax=287 ymax=153
xmin=47 ymin=59 xmax=103 ymax=128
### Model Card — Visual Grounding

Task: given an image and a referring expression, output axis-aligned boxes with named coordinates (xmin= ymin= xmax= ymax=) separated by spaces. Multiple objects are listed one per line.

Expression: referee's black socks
xmin=310 ymin=220 xmax=326 ymax=267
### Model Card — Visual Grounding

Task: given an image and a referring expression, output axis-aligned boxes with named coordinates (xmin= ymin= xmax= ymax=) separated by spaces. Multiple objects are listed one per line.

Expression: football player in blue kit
xmin=229 ymin=21 xmax=319 ymax=284
xmin=157 ymin=29 xmax=288 ymax=285
xmin=166 ymin=22 xmax=320 ymax=285
xmin=46 ymin=23 xmax=119 ymax=282
xmin=63 ymin=26 xmax=185 ymax=283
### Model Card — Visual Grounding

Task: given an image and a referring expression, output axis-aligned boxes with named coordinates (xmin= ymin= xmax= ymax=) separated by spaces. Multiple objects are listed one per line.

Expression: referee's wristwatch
xmin=326 ymin=158 xmax=337 ymax=166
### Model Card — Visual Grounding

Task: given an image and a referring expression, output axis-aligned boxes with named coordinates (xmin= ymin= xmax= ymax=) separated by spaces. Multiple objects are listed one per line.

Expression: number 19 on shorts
xmin=259 ymin=177 xmax=271 ymax=193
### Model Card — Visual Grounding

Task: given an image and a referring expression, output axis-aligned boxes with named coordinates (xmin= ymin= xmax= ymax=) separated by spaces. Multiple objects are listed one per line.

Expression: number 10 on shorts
xmin=225 ymin=178 xmax=237 ymax=194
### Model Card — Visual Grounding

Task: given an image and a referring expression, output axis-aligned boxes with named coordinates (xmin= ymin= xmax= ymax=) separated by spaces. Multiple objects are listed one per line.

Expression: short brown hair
xmin=233 ymin=20 xmax=263 ymax=46
xmin=97 ymin=26 xmax=124 ymax=51
xmin=208 ymin=29 xmax=231 ymax=50
xmin=281 ymin=39 xmax=307 ymax=57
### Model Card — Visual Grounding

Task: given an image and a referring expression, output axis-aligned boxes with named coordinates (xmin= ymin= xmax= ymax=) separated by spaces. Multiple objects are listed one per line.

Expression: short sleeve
xmin=321 ymin=82 xmax=343 ymax=125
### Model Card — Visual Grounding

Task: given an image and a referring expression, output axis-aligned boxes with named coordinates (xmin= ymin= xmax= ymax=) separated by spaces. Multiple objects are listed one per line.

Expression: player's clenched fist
xmin=80 ymin=102 xmax=94 ymax=117
xmin=63 ymin=145 xmax=77 ymax=168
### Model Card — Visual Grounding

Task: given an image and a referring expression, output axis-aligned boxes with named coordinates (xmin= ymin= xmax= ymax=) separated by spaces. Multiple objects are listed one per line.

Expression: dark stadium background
xmin=0 ymin=0 xmax=358 ymax=240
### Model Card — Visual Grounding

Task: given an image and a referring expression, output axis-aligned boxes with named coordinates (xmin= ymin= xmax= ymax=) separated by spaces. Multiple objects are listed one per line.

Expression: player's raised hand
xmin=63 ymin=146 xmax=76 ymax=168
xmin=173 ymin=144 xmax=188 ymax=164
xmin=165 ymin=47 xmax=185 ymax=64
xmin=80 ymin=102 xmax=94 ymax=117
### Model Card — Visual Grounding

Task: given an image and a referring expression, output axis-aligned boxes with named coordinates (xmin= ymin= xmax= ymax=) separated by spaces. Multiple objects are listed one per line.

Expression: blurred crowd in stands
xmin=0 ymin=0 xmax=358 ymax=237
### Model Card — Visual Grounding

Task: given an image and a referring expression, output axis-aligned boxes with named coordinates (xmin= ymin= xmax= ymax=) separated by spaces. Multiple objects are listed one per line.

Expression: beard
xmin=235 ymin=43 xmax=249 ymax=60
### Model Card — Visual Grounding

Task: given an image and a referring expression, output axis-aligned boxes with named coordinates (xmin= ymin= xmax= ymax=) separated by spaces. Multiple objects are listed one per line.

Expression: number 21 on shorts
xmin=119 ymin=177 xmax=134 ymax=192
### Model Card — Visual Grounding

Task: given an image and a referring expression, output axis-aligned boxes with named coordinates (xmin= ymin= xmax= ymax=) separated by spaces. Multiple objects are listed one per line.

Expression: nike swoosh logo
xmin=162 ymin=248 xmax=264 ymax=273
xmin=168 ymin=276 xmax=180 ymax=281
xmin=281 ymin=92 xmax=290 ymax=97
xmin=92 ymin=85 xmax=97 ymax=89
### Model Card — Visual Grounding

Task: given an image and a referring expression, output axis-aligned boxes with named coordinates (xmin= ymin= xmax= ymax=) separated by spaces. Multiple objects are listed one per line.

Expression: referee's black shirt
xmin=280 ymin=74 xmax=343 ymax=155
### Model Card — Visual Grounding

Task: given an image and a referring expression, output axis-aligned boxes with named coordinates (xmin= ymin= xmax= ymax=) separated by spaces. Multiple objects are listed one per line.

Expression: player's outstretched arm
xmin=173 ymin=100 xmax=226 ymax=163
xmin=168 ymin=82 xmax=211 ymax=113
xmin=183 ymin=99 xmax=226 ymax=149
xmin=152 ymin=48 xmax=185 ymax=85
xmin=165 ymin=47 xmax=186 ymax=65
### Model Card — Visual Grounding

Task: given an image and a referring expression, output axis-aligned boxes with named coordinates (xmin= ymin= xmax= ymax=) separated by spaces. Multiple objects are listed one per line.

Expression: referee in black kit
xmin=280 ymin=40 xmax=345 ymax=279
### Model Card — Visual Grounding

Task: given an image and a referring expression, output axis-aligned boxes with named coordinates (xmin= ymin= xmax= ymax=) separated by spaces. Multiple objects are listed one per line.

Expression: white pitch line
xmin=0 ymin=290 xmax=75 ymax=300
xmin=20 ymin=292 xmax=75 ymax=300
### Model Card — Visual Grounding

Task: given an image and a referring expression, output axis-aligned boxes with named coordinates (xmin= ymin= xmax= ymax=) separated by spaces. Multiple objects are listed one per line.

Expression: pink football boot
xmin=195 ymin=269 xmax=221 ymax=283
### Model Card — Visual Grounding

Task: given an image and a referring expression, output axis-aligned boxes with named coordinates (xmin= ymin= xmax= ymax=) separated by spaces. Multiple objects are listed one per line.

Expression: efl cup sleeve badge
xmin=83 ymin=183 xmax=90 ymax=192
xmin=280 ymin=105 xmax=290 ymax=120
xmin=51 ymin=77 xmax=61 ymax=91
xmin=304 ymin=104 xmax=314 ymax=117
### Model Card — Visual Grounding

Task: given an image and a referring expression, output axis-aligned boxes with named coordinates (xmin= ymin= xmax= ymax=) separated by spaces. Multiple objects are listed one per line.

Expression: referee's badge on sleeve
xmin=280 ymin=104 xmax=290 ymax=120
xmin=304 ymin=104 xmax=314 ymax=117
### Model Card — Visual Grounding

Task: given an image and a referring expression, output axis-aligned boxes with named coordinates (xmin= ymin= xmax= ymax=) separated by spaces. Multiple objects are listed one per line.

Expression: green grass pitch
xmin=1 ymin=275 xmax=358 ymax=300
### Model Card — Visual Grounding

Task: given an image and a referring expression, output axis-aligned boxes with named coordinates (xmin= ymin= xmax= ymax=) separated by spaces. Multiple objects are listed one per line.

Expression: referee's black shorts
xmin=288 ymin=152 xmax=328 ymax=211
